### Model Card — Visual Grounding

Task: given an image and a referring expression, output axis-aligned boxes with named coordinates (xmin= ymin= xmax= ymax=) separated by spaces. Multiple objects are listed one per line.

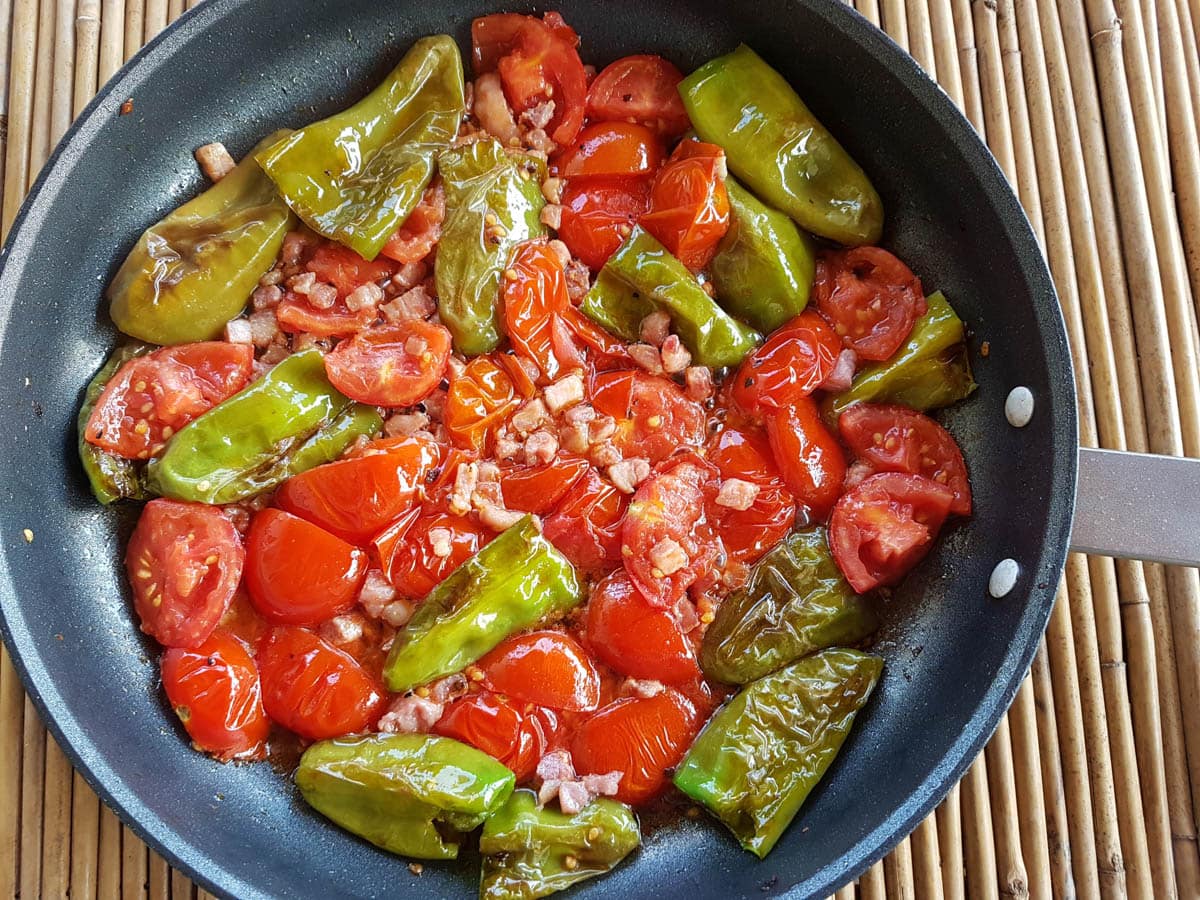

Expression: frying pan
xmin=0 ymin=0 xmax=1192 ymax=897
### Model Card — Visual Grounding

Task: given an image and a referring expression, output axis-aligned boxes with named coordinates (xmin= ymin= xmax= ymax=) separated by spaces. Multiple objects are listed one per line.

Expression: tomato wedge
xmin=499 ymin=456 xmax=591 ymax=515
xmin=380 ymin=181 xmax=444 ymax=264
xmin=765 ymin=398 xmax=847 ymax=522
xmin=126 ymin=499 xmax=244 ymax=649
xmin=556 ymin=177 xmax=651 ymax=271
xmin=306 ymin=241 xmax=397 ymax=298
xmin=590 ymin=369 xmax=707 ymax=463
xmin=586 ymin=55 xmax=692 ymax=138
xmin=706 ymin=426 xmax=797 ymax=565
xmin=444 ymin=354 xmax=525 ymax=452
xmin=323 ymin=319 xmax=451 ymax=408
xmin=542 ymin=468 xmax=630 ymax=575
xmin=275 ymin=294 xmax=375 ymax=338
xmin=813 ymin=247 xmax=926 ymax=361
xmin=477 ymin=630 xmax=601 ymax=712
xmin=731 ymin=310 xmax=844 ymax=413
xmin=585 ymin=571 xmax=700 ymax=685
xmin=553 ymin=122 xmax=665 ymax=180
xmin=374 ymin=508 xmax=491 ymax=600
xmin=640 ymin=140 xmax=730 ymax=271
xmin=434 ymin=692 xmax=559 ymax=782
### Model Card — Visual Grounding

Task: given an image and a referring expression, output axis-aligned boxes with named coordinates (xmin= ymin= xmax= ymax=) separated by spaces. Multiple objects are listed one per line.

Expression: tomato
xmin=586 ymin=55 xmax=691 ymax=138
xmin=585 ymin=571 xmax=700 ymax=684
xmin=275 ymin=435 xmax=443 ymax=543
xmin=499 ymin=456 xmax=591 ymax=515
xmin=86 ymin=343 xmax=253 ymax=460
xmin=244 ymin=509 xmax=367 ymax=626
xmin=380 ymin=181 xmax=444 ymax=264
xmin=553 ymin=122 xmax=665 ymax=180
xmin=477 ymin=630 xmax=601 ymax=712
xmin=765 ymin=398 xmax=847 ymax=521
xmin=160 ymin=631 xmax=269 ymax=761
xmin=706 ymin=426 xmax=797 ymax=565
xmin=731 ymin=311 xmax=845 ymax=413
xmin=571 ymin=689 xmax=699 ymax=804
xmin=324 ymin=319 xmax=451 ymax=407
xmin=556 ymin=177 xmax=650 ymax=271
xmin=306 ymin=241 xmax=397 ymax=298
xmin=445 ymin=354 xmax=525 ymax=452
xmin=813 ymin=247 xmax=926 ymax=361
xmin=839 ymin=404 xmax=972 ymax=516
xmin=125 ymin=499 xmax=244 ymax=649
xmin=543 ymin=469 xmax=629 ymax=575
xmin=257 ymin=626 xmax=385 ymax=740
xmin=829 ymin=472 xmax=955 ymax=593
xmin=275 ymin=295 xmax=374 ymax=338
xmin=434 ymin=692 xmax=558 ymax=781
xmin=640 ymin=140 xmax=730 ymax=271
xmin=589 ymin=369 xmax=707 ymax=464
xmin=375 ymin=508 xmax=491 ymax=600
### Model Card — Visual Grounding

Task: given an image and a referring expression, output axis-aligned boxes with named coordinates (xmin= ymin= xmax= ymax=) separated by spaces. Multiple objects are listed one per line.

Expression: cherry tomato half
xmin=707 ymin=426 xmax=797 ymax=565
xmin=543 ymin=468 xmax=630 ymax=576
xmin=434 ymin=692 xmax=558 ymax=782
xmin=324 ymin=319 xmax=451 ymax=407
xmin=445 ymin=354 xmax=525 ymax=452
xmin=765 ymin=398 xmax=847 ymax=522
xmin=585 ymin=55 xmax=692 ymax=138
xmin=640 ymin=140 xmax=730 ymax=271
xmin=306 ymin=241 xmax=397 ymax=299
xmin=556 ymin=177 xmax=651 ymax=271
xmin=375 ymin=508 xmax=492 ymax=600
xmin=589 ymin=369 xmax=707 ymax=464
xmin=554 ymin=122 xmax=665 ymax=181
xmin=478 ymin=630 xmax=601 ymax=712
xmin=499 ymin=456 xmax=591 ymax=515
xmin=731 ymin=310 xmax=844 ymax=413
xmin=380 ymin=181 xmax=444 ymax=264
xmin=275 ymin=294 xmax=375 ymax=339
xmin=813 ymin=247 xmax=926 ymax=362
xmin=585 ymin=571 xmax=700 ymax=685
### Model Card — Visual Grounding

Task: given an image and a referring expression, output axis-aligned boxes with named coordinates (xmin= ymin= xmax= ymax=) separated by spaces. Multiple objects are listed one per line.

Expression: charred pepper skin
xmin=674 ymin=647 xmax=883 ymax=858
xmin=701 ymin=528 xmax=877 ymax=685
xmin=384 ymin=516 xmax=583 ymax=692
xmin=479 ymin=790 xmax=641 ymax=900
xmin=256 ymin=35 xmax=465 ymax=261
xmin=680 ymin=45 xmax=884 ymax=246
xmin=77 ymin=343 xmax=152 ymax=504
xmin=297 ymin=733 xmax=515 ymax=860
xmin=108 ymin=131 xmax=295 ymax=345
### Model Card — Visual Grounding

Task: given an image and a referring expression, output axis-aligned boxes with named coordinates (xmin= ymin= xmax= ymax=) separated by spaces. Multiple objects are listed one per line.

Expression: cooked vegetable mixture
xmin=80 ymin=13 xmax=976 ymax=896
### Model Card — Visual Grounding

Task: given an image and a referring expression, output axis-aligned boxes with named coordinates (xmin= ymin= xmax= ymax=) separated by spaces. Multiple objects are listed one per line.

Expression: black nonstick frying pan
xmin=5 ymin=0 xmax=1190 ymax=897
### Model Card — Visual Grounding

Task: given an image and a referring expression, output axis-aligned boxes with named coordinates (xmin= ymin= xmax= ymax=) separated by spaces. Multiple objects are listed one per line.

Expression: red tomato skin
xmin=499 ymin=456 xmax=591 ymax=515
xmin=434 ymin=692 xmax=557 ymax=781
xmin=553 ymin=122 xmax=665 ymax=181
xmin=706 ymin=426 xmax=797 ymax=565
xmin=585 ymin=55 xmax=691 ymax=138
xmin=374 ymin=508 xmax=491 ymax=600
xmin=161 ymin=631 xmax=269 ymax=761
xmin=306 ymin=241 xmax=397 ymax=297
xmin=257 ymin=626 xmax=385 ymax=740
xmin=380 ymin=181 xmax=444 ymax=264
xmin=324 ymin=319 xmax=451 ymax=407
xmin=477 ymin=630 xmax=601 ymax=712
xmin=244 ymin=509 xmax=367 ymax=627
xmin=589 ymin=369 xmax=707 ymax=463
xmin=813 ymin=247 xmax=926 ymax=361
xmin=640 ymin=141 xmax=731 ymax=271
xmin=765 ymin=398 xmax=847 ymax=522
xmin=543 ymin=469 xmax=629 ymax=576
xmin=731 ymin=311 xmax=845 ymax=413
xmin=585 ymin=572 xmax=700 ymax=685
xmin=126 ymin=499 xmax=244 ymax=649
xmin=556 ymin=178 xmax=651 ymax=271
xmin=445 ymin=355 xmax=524 ymax=452
xmin=488 ymin=16 xmax=587 ymax=146
xmin=275 ymin=295 xmax=374 ymax=338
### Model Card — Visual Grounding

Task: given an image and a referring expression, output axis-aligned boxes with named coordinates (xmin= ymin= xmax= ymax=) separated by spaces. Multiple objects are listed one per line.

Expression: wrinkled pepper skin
xmin=674 ymin=648 xmax=883 ymax=858
xmin=436 ymin=139 xmax=546 ymax=355
xmin=479 ymin=789 xmax=641 ymax=900
xmin=109 ymin=131 xmax=294 ymax=345
xmin=828 ymin=291 xmax=975 ymax=417
xmin=297 ymin=733 xmax=515 ymax=860
xmin=144 ymin=348 xmax=381 ymax=504
xmin=257 ymin=36 xmax=464 ymax=260
xmin=680 ymin=45 xmax=883 ymax=246
xmin=701 ymin=528 xmax=877 ymax=685
xmin=385 ymin=516 xmax=582 ymax=692
xmin=581 ymin=226 xmax=760 ymax=367
xmin=708 ymin=178 xmax=816 ymax=334
xmin=77 ymin=343 xmax=152 ymax=504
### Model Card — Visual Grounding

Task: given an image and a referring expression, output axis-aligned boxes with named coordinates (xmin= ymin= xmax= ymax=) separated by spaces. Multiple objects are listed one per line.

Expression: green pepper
xmin=77 ymin=343 xmax=153 ymax=504
xmin=580 ymin=226 xmax=760 ymax=368
xmin=708 ymin=178 xmax=816 ymax=334
xmin=384 ymin=516 xmax=582 ymax=692
xmin=827 ymin=291 xmax=976 ymax=417
xmin=143 ymin=348 xmax=381 ymax=504
xmin=108 ymin=131 xmax=295 ymax=345
xmin=297 ymin=733 xmax=515 ymax=860
xmin=674 ymin=648 xmax=883 ymax=858
xmin=435 ymin=140 xmax=546 ymax=355
xmin=700 ymin=528 xmax=877 ymax=685
xmin=479 ymin=789 xmax=641 ymax=900
xmin=256 ymin=36 xmax=464 ymax=260
xmin=680 ymin=45 xmax=884 ymax=246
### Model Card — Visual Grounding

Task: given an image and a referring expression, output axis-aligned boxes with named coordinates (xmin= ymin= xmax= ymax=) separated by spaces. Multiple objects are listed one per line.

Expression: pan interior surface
xmin=0 ymin=0 xmax=1076 ymax=897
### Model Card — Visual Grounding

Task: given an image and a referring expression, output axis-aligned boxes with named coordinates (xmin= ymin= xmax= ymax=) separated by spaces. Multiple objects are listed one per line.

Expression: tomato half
xmin=640 ymin=140 xmax=730 ymax=271
xmin=585 ymin=571 xmax=700 ymax=684
xmin=542 ymin=469 xmax=629 ymax=575
xmin=380 ymin=181 xmax=444 ymax=264
xmin=731 ymin=310 xmax=845 ymax=413
xmin=375 ymin=508 xmax=491 ymax=600
xmin=306 ymin=241 xmax=397 ymax=297
xmin=126 ymin=499 xmax=244 ymax=649
xmin=589 ymin=369 xmax=707 ymax=463
xmin=585 ymin=55 xmax=691 ymax=138
xmin=257 ymin=626 xmax=385 ymax=740
xmin=86 ymin=342 xmax=253 ymax=459
xmin=813 ymin=247 xmax=926 ymax=361
xmin=324 ymin=319 xmax=451 ymax=407
xmin=275 ymin=294 xmax=375 ymax=338
xmin=556 ymin=178 xmax=650 ymax=271
xmin=765 ymin=398 xmax=847 ymax=522
xmin=499 ymin=456 xmax=591 ymax=515
xmin=244 ymin=509 xmax=367 ymax=626
xmin=829 ymin=472 xmax=955 ymax=593
xmin=477 ymin=630 xmax=601 ymax=712
xmin=839 ymin=403 xmax=972 ymax=516
xmin=161 ymin=631 xmax=269 ymax=761
xmin=445 ymin=354 xmax=524 ymax=452
xmin=553 ymin=122 xmax=665 ymax=180
xmin=706 ymin=426 xmax=797 ymax=565
xmin=434 ymin=692 xmax=558 ymax=782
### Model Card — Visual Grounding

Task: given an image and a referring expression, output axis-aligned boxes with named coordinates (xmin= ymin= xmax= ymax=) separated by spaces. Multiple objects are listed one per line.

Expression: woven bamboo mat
xmin=1 ymin=0 xmax=1198 ymax=897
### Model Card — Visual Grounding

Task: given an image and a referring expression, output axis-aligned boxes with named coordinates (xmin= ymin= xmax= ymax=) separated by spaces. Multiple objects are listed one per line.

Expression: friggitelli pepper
xmin=77 ymin=343 xmax=152 ymax=504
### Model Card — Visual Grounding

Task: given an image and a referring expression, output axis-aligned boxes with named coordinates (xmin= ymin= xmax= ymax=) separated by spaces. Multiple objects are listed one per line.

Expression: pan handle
xmin=1070 ymin=446 xmax=1200 ymax=567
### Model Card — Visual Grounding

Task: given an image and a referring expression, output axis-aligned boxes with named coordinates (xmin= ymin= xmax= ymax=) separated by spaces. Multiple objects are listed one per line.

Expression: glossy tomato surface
xmin=590 ymin=369 xmax=707 ymax=463
xmin=814 ymin=247 xmax=926 ymax=361
xmin=585 ymin=572 xmax=700 ymax=684
xmin=585 ymin=54 xmax=691 ymax=137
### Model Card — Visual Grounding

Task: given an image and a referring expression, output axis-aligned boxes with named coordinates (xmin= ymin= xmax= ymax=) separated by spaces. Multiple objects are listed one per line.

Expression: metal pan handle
xmin=1070 ymin=447 xmax=1200 ymax=567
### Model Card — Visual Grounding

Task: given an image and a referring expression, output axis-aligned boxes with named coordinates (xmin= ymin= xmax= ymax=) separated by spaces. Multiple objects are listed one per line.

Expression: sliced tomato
xmin=444 ymin=354 xmax=524 ymax=452
xmin=244 ymin=509 xmax=367 ymax=626
xmin=434 ymin=692 xmax=558 ymax=782
xmin=556 ymin=177 xmax=650 ymax=271
xmin=586 ymin=55 xmax=691 ymax=138
xmin=542 ymin=468 xmax=629 ymax=575
xmin=472 ymin=13 xmax=529 ymax=73
xmin=813 ymin=247 xmax=926 ymax=361
xmin=477 ymin=630 xmax=601 ymax=712
xmin=839 ymin=404 xmax=972 ymax=516
xmin=374 ymin=508 xmax=491 ymax=600
xmin=275 ymin=294 xmax=375 ymax=338
xmin=829 ymin=472 xmax=955 ymax=592
xmin=126 ymin=499 xmax=244 ymax=649
xmin=706 ymin=426 xmax=797 ymax=565
xmin=640 ymin=140 xmax=730 ymax=271
xmin=731 ymin=310 xmax=845 ymax=413
xmin=257 ymin=626 xmax=385 ymax=740
xmin=86 ymin=343 xmax=253 ymax=460
xmin=585 ymin=571 xmax=700 ymax=684
xmin=499 ymin=456 xmax=591 ymax=515
xmin=503 ymin=240 xmax=597 ymax=380
xmin=161 ymin=631 xmax=269 ymax=761
xmin=590 ymin=369 xmax=707 ymax=464
xmin=306 ymin=240 xmax=397 ymax=297
xmin=380 ymin=181 xmax=444 ymax=264
xmin=553 ymin=122 xmax=665 ymax=180
xmin=324 ymin=319 xmax=451 ymax=407
xmin=765 ymin=398 xmax=847 ymax=522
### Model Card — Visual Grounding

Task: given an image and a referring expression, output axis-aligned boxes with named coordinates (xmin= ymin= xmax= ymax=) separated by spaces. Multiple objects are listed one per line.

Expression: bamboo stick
xmin=884 ymin=836 xmax=917 ymax=899
xmin=98 ymin=804 xmax=121 ymax=899
xmin=74 ymin=0 xmax=100 ymax=116
xmin=99 ymin=0 xmax=123 ymax=84
xmin=860 ymin=860 xmax=887 ymax=900
xmin=121 ymin=0 xmax=140 ymax=64
xmin=166 ymin=0 xmax=181 ymax=22
xmin=143 ymin=0 xmax=165 ymax=44
xmin=27 ymin=0 xmax=55 ymax=177
xmin=42 ymin=737 xmax=74 ymax=899
xmin=149 ymin=850 xmax=170 ymax=900
xmin=857 ymin=0 xmax=881 ymax=27
xmin=70 ymin=770 xmax=99 ymax=900
xmin=926 ymin=0 xmax=965 ymax=108
xmin=983 ymin=719 xmax=1029 ymax=898
xmin=1030 ymin=642 xmax=1076 ymax=899
xmin=197 ymin=891 xmax=218 ymax=900
xmin=951 ymin=0 xmax=984 ymax=134
xmin=834 ymin=884 xmax=856 ymax=900
xmin=1006 ymin=679 xmax=1053 ymax=895
xmin=3 ymin=0 xmax=36 ymax=231
xmin=123 ymin=828 xmax=149 ymax=899
xmin=905 ymin=0 xmax=937 ymax=74
xmin=1137 ymin=0 xmax=1168 ymax=153
xmin=961 ymin=755 xmax=999 ymax=900
xmin=0 ymin=655 xmax=22 ymax=900
xmin=881 ymin=0 xmax=910 ymax=49
xmin=171 ymin=868 xmax=194 ymax=899
xmin=19 ymin=696 xmax=46 ymax=900
xmin=50 ymin=0 xmax=72 ymax=145
xmin=937 ymin=785 xmax=965 ymax=900
xmin=911 ymin=815 xmax=946 ymax=900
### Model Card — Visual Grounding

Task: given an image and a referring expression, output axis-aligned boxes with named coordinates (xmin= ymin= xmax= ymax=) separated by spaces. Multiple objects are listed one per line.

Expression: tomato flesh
xmin=585 ymin=571 xmax=700 ymax=684
xmin=275 ymin=295 xmax=375 ymax=338
xmin=542 ymin=469 xmax=630 ymax=575
xmin=477 ymin=630 xmax=601 ymax=712
xmin=375 ymin=508 xmax=491 ymax=600
xmin=765 ymin=398 xmax=847 ymax=522
xmin=380 ymin=181 xmax=444 ymax=264
xmin=707 ymin=426 xmax=797 ymax=565
xmin=586 ymin=55 xmax=691 ymax=138
xmin=640 ymin=140 xmax=731 ymax=271
xmin=499 ymin=456 xmax=591 ymax=515
xmin=324 ymin=319 xmax=451 ymax=407
xmin=589 ymin=369 xmax=706 ymax=463
xmin=554 ymin=122 xmax=665 ymax=180
xmin=556 ymin=177 xmax=651 ymax=271
xmin=306 ymin=241 xmax=397 ymax=298
xmin=732 ymin=310 xmax=844 ymax=413
xmin=814 ymin=247 xmax=926 ymax=361
xmin=434 ymin=692 xmax=558 ymax=782
xmin=445 ymin=354 xmax=526 ymax=452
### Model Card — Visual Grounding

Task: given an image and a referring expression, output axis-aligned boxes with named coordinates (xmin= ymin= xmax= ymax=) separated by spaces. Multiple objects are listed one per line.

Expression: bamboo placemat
xmin=1 ymin=0 xmax=1198 ymax=897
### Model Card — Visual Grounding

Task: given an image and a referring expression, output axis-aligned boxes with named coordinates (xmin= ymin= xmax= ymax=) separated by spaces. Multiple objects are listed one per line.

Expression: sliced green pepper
xmin=297 ymin=733 xmax=515 ymax=860
xmin=435 ymin=139 xmax=546 ymax=355
xmin=479 ymin=789 xmax=641 ymax=900
xmin=143 ymin=348 xmax=381 ymax=504
xmin=701 ymin=528 xmax=877 ymax=685
xmin=827 ymin=290 xmax=976 ymax=417
xmin=257 ymin=36 xmax=464 ymax=260
xmin=674 ymin=648 xmax=883 ymax=858
xmin=77 ymin=343 xmax=152 ymax=504
xmin=580 ymin=226 xmax=760 ymax=368
xmin=108 ymin=131 xmax=294 ymax=345
xmin=384 ymin=516 xmax=582 ymax=692
xmin=680 ymin=45 xmax=883 ymax=246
